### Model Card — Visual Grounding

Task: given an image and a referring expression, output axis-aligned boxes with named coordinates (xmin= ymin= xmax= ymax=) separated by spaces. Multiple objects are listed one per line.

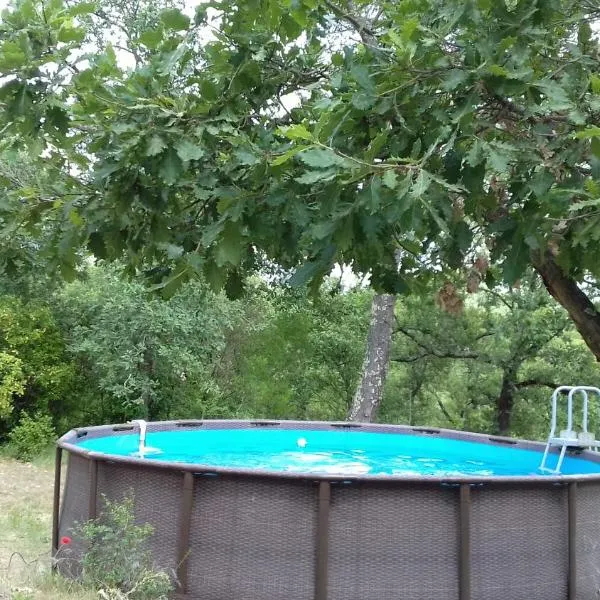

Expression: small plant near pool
xmin=76 ymin=494 xmax=173 ymax=600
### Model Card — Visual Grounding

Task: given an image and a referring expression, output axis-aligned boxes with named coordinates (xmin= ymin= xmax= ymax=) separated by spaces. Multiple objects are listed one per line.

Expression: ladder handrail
xmin=568 ymin=386 xmax=600 ymax=433
xmin=566 ymin=389 xmax=587 ymax=433
xmin=549 ymin=386 xmax=600 ymax=439
xmin=549 ymin=386 xmax=576 ymax=438
xmin=542 ymin=385 xmax=600 ymax=474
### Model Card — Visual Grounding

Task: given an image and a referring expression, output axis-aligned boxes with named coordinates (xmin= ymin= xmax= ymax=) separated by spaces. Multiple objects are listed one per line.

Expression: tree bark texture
xmin=533 ymin=252 xmax=600 ymax=361
xmin=497 ymin=367 xmax=517 ymax=436
xmin=347 ymin=294 xmax=396 ymax=422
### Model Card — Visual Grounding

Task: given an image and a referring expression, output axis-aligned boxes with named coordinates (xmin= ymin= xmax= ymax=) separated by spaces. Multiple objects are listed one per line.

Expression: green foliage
xmin=78 ymin=494 xmax=173 ymax=600
xmin=53 ymin=265 xmax=241 ymax=424
xmin=0 ymin=351 xmax=25 ymax=418
xmin=7 ymin=412 xmax=56 ymax=460
xmin=380 ymin=281 xmax=600 ymax=438
xmin=0 ymin=295 xmax=74 ymax=435
xmin=225 ymin=283 xmax=370 ymax=419
xmin=0 ymin=0 xmax=599 ymax=299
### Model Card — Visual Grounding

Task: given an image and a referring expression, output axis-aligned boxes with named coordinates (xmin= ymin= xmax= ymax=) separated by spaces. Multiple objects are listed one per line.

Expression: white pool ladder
xmin=540 ymin=386 xmax=600 ymax=474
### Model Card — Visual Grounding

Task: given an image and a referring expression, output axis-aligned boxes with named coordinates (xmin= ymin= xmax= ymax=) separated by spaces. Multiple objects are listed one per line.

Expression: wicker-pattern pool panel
xmin=328 ymin=482 xmax=460 ymax=600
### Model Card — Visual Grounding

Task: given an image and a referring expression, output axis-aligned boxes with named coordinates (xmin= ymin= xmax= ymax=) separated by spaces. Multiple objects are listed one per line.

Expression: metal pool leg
xmin=315 ymin=481 xmax=331 ymax=600
xmin=51 ymin=446 xmax=63 ymax=569
xmin=459 ymin=484 xmax=472 ymax=600
xmin=568 ymin=482 xmax=577 ymax=600
xmin=176 ymin=472 xmax=195 ymax=595
xmin=88 ymin=459 xmax=98 ymax=521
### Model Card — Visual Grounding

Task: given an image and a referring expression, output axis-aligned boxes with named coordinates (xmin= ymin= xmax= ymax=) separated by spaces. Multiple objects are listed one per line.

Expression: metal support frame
xmin=568 ymin=482 xmax=578 ymax=600
xmin=51 ymin=446 xmax=63 ymax=569
xmin=315 ymin=481 xmax=331 ymax=600
xmin=88 ymin=459 xmax=98 ymax=521
xmin=459 ymin=484 xmax=472 ymax=600
xmin=176 ymin=472 xmax=195 ymax=594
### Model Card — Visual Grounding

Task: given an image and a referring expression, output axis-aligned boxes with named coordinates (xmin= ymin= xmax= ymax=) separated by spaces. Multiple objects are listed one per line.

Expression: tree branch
xmin=436 ymin=397 xmax=457 ymax=425
xmin=395 ymin=326 xmax=481 ymax=360
xmin=515 ymin=379 xmax=559 ymax=390
xmin=321 ymin=0 xmax=378 ymax=48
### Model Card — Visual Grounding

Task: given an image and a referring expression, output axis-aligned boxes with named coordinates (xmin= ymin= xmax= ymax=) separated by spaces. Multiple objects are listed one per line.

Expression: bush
xmin=78 ymin=494 xmax=173 ymax=600
xmin=7 ymin=412 xmax=56 ymax=460
xmin=0 ymin=295 xmax=75 ymax=437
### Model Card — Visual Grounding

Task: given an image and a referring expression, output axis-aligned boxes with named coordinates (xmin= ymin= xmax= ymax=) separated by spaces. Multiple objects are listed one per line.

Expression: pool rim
xmin=56 ymin=418 xmax=600 ymax=484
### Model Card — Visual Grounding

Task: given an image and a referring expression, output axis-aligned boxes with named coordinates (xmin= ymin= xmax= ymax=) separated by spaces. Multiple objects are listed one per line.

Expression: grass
xmin=0 ymin=452 xmax=96 ymax=600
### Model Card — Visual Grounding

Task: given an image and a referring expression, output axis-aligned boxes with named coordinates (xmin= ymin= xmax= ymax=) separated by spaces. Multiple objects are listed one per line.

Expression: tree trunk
xmin=347 ymin=294 xmax=396 ymax=422
xmin=533 ymin=252 xmax=600 ymax=361
xmin=497 ymin=367 xmax=517 ymax=436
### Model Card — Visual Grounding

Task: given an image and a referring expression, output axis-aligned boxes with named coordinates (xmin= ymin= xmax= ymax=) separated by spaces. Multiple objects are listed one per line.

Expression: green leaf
xmin=486 ymin=147 xmax=511 ymax=174
xmin=351 ymin=93 xmax=375 ymax=110
xmin=295 ymin=169 xmax=337 ymax=184
xmin=68 ymin=209 xmax=84 ymax=227
xmin=401 ymin=18 xmax=419 ymax=42
xmin=175 ymin=139 xmax=205 ymax=162
xmin=350 ymin=65 xmax=374 ymax=94
xmin=279 ymin=124 xmax=313 ymax=141
xmin=536 ymin=82 xmax=573 ymax=112
xmin=291 ymin=8 xmax=308 ymax=27
xmin=139 ymin=28 xmax=164 ymax=49
xmin=68 ymin=2 xmax=96 ymax=16
xmin=442 ymin=69 xmax=468 ymax=91
xmin=0 ymin=41 xmax=26 ymax=70
xmin=411 ymin=171 xmax=431 ymax=198
xmin=160 ymin=8 xmax=190 ymax=31
xmin=364 ymin=130 xmax=389 ymax=163
xmin=579 ymin=22 xmax=593 ymax=48
xmin=298 ymin=148 xmax=344 ymax=168
xmin=310 ymin=221 xmax=336 ymax=240
xmin=592 ymin=138 xmax=600 ymax=159
xmin=421 ymin=200 xmax=449 ymax=233
xmin=271 ymin=145 xmax=309 ymax=166
xmin=591 ymin=75 xmax=600 ymax=95
xmin=289 ymin=260 xmax=322 ymax=287
xmin=57 ymin=25 xmax=86 ymax=43
xmin=146 ymin=135 xmax=166 ymax=157
xmin=203 ymin=259 xmax=227 ymax=290
xmin=529 ymin=170 xmax=554 ymax=197
xmin=571 ymin=198 xmax=600 ymax=211
xmin=159 ymin=148 xmax=182 ymax=185
xmin=215 ymin=221 xmax=243 ymax=266
xmin=382 ymin=170 xmax=398 ymax=189
xmin=233 ymin=148 xmax=259 ymax=165
xmin=331 ymin=53 xmax=344 ymax=67
xmin=488 ymin=64 xmax=509 ymax=77
xmin=576 ymin=127 xmax=600 ymax=139
xmin=503 ymin=235 xmax=528 ymax=284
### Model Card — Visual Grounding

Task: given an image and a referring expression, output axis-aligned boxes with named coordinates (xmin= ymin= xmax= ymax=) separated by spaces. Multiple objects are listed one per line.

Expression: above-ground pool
xmin=55 ymin=420 xmax=600 ymax=600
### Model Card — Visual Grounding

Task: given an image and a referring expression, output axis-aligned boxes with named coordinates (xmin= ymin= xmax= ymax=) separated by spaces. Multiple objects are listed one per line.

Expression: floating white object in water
xmin=297 ymin=437 xmax=307 ymax=448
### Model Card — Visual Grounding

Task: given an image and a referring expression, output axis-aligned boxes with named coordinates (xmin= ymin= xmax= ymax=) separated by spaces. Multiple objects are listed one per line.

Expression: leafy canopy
xmin=0 ymin=0 xmax=599 ymax=294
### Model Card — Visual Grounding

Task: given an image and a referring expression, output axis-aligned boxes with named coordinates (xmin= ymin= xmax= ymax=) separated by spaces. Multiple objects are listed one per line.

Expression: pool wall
xmin=54 ymin=420 xmax=600 ymax=600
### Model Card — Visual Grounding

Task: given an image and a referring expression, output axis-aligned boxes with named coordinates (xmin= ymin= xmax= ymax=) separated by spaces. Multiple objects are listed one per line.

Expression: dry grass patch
xmin=0 ymin=455 xmax=96 ymax=600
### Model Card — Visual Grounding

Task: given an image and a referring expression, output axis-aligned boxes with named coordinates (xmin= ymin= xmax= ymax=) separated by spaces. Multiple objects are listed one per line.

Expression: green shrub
xmin=78 ymin=494 xmax=173 ymax=600
xmin=7 ymin=412 xmax=56 ymax=460
xmin=0 ymin=295 xmax=76 ymax=437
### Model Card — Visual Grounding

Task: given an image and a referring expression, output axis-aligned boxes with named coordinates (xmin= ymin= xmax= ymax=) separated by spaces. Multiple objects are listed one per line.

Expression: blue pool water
xmin=77 ymin=429 xmax=600 ymax=477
